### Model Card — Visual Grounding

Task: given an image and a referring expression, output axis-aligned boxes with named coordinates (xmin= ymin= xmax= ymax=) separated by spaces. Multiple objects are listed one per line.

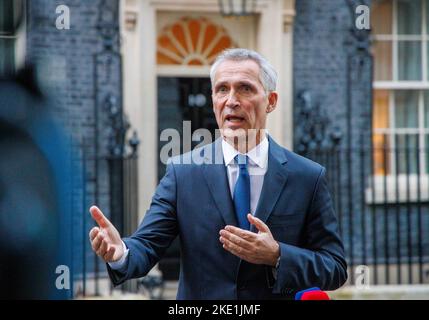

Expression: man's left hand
xmin=219 ymin=214 xmax=280 ymax=266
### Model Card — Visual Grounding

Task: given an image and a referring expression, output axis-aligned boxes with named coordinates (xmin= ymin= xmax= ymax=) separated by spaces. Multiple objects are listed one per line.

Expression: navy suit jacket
xmin=107 ymin=136 xmax=347 ymax=299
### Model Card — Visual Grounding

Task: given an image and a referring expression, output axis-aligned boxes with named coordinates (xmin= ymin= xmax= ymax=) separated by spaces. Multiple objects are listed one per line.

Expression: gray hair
xmin=210 ymin=48 xmax=277 ymax=92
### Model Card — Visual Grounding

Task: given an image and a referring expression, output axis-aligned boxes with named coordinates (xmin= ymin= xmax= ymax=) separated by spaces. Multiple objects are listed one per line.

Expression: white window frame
xmin=370 ymin=0 xmax=429 ymax=203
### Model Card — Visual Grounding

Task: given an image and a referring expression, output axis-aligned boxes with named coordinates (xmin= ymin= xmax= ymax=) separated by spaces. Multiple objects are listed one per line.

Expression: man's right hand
xmin=89 ymin=205 xmax=124 ymax=263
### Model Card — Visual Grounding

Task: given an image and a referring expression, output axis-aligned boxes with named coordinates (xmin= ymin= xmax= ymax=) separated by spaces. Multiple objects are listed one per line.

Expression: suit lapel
xmin=252 ymin=136 xmax=288 ymax=232
xmin=202 ymin=136 xmax=288 ymax=229
xmin=202 ymin=138 xmax=238 ymax=227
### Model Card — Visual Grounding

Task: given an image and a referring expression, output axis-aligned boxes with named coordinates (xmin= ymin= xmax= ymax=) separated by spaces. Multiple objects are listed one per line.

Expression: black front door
xmin=157 ymin=76 xmax=217 ymax=280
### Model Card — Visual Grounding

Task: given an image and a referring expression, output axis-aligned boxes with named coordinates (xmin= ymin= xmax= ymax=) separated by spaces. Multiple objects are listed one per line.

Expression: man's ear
xmin=266 ymin=91 xmax=278 ymax=113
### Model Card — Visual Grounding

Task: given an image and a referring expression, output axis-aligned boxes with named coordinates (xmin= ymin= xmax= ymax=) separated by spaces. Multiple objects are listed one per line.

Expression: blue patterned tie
xmin=233 ymin=154 xmax=251 ymax=230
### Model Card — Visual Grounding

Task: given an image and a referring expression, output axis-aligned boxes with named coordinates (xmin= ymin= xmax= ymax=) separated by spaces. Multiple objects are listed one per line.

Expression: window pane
xmin=398 ymin=41 xmax=422 ymax=80
xmin=426 ymin=43 xmax=429 ymax=82
xmin=426 ymin=0 xmax=429 ymax=35
xmin=426 ymin=135 xmax=429 ymax=174
xmin=0 ymin=0 xmax=14 ymax=34
xmin=424 ymin=91 xmax=429 ymax=128
xmin=373 ymin=89 xmax=390 ymax=129
xmin=397 ymin=0 xmax=422 ymax=35
xmin=0 ymin=38 xmax=15 ymax=75
xmin=373 ymin=41 xmax=392 ymax=80
xmin=0 ymin=0 xmax=23 ymax=35
xmin=372 ymin=0 xmax=392 ymax=34
xmin=373 ymin=90 xmax=391 ymax=176
xmin=395 ymin=90 xmax=418 ymax=128
xmin=373 ymin=133 xmax=391 ymax=175
xmin=396 ymin=134 xmax=418 ymax=174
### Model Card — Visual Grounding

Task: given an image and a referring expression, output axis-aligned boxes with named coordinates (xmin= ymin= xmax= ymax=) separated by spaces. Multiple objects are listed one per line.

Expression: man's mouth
xmin=225 ymin=115 xmax=246 ymax=123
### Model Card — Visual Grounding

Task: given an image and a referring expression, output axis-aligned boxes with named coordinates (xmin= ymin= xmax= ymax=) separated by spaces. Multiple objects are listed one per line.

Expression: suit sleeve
xmin=107 ymin=162 xmax=178 ymax=286
xmin=271 ymin=167 xmax=348 ymax=295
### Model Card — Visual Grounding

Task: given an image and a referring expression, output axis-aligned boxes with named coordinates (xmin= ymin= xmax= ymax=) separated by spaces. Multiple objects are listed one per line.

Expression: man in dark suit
xmin=89 ymin=48 xmax=347 ymax=299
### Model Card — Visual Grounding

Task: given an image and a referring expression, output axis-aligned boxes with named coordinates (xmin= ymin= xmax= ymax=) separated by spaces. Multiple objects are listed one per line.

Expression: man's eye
xmin=218 ymin=86 xmax=228 ymax=93
xmin=240 ymin=85 xmax=252 ymax=92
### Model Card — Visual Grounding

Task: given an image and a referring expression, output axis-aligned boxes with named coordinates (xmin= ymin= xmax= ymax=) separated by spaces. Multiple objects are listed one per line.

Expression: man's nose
xmin=225 ymin=90 xmax=240 ymax=109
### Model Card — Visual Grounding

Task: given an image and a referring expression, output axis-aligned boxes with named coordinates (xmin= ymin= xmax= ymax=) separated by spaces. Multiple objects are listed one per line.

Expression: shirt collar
xmin=222 ymin=135 xmax=269 ymax=169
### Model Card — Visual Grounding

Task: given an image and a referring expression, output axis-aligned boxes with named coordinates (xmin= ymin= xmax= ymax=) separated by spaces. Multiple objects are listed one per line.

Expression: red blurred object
xmin=301 ymin=290 xmax=330 ymax=300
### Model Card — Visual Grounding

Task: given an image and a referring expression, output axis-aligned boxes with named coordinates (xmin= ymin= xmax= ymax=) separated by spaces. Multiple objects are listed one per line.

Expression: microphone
xmin=295 ymin=287 xmax=330 ymax=300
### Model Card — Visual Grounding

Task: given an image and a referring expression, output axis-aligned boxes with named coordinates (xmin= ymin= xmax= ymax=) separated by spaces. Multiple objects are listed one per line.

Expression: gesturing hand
xmin=88 ymin=205 xmax=124 ymax=263
xmin=219 ymin=214 xmax=280 ymax=266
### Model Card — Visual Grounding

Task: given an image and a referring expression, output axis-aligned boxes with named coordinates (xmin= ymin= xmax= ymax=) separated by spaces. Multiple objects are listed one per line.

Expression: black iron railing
xmin=303 ymin=134 xmax=429 ymax=285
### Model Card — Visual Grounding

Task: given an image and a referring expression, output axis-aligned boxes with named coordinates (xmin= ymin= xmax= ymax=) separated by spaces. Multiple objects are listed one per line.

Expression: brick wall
xmin=26 ymin=0 xmax=122 ymax=285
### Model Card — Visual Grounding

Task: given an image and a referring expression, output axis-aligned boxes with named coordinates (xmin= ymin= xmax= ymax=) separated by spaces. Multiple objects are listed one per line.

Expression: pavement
xmin=76 ymin=279 xmax=429 ymax=300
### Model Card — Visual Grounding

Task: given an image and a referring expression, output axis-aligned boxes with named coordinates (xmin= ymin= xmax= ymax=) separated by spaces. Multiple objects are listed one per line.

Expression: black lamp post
xmin=218 ymin=0 xmax=257 ymax=17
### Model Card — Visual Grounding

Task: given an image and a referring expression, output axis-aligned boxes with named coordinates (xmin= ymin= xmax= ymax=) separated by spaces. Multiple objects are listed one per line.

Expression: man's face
xmin=211 ymin=59 xmax=277 ymax=142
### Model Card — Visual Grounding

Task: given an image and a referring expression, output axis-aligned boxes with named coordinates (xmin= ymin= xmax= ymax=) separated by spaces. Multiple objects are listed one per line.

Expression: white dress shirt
xmin=221 ymin=136 xmax=269 ymax=216
xmin=109 ymin=136 xmax=270 ymax=271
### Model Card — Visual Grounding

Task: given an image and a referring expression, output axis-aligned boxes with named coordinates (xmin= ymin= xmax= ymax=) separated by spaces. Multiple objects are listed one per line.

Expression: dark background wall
xmin=293 ymin=0 xmax=371 ymax=260
xmin=25 ymin=0 xmax=122 ymax=288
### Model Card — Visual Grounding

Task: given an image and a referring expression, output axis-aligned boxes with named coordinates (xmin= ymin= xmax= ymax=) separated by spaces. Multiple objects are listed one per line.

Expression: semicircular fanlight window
xmin=157 ymin=17 xmax=237 ymax=66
